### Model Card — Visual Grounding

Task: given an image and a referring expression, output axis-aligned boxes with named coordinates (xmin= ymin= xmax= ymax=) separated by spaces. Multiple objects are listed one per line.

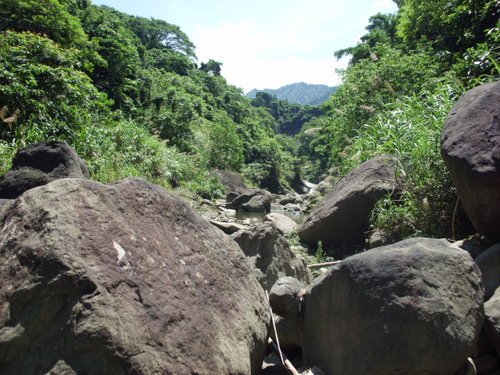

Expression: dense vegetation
xmin=298 ymin=0 xmax=499 ymax=241
xmin=0 ymin=0 xmax=297 ymax=197
xmin=247 ymin=82 xmax=337 ymax=106
xmin=0 ymin=0 xmax=498 ymax=242
xmin=251 ymin=92 xmax=324 ymax=135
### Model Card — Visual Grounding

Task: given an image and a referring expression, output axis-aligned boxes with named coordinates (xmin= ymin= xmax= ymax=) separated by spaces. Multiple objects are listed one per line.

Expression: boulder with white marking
xmin=0 ymin=178 xmax=269 ymax=374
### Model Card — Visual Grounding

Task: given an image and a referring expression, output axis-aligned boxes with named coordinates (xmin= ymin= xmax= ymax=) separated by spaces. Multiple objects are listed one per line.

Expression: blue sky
xmin=92 ymin=0 xmax=398 ymax=92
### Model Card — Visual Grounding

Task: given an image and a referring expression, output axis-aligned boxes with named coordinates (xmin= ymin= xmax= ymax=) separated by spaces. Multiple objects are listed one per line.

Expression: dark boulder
xmin=475 ymin=243 xmax=500 ymax=300
xmin=290 ymin=165 xmax=309 ymax=194
xmin=0 ymin=178 xmax=269 ymax=374
xmin=226 ymin=189 xmax=272 ymax=213
xmin=302 ymin=237 xmax=484 ymax=375
xmin=269 ymin=277 xmax=304 ymax=319
xmin=441 ymin=80 xmax=500 ymax=242
xmin=0 ymin=141 xmax=89 ymax=199
xmin=210 ymin=169 xmax=248 ymax=196
xmin=232 ymin=223 xmax=311 ymax=290
xmin=485 ymin=286 xmax=500 ymax=357
xmin=268 ymin=277 xmax=304 ymax=348
xmin=298 ymin=155 xmax=400 ymax=257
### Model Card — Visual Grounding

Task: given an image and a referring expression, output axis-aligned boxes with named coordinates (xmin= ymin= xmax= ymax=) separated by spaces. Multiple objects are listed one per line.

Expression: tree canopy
xmin=0 ymin=0 xmax=498 ymax=225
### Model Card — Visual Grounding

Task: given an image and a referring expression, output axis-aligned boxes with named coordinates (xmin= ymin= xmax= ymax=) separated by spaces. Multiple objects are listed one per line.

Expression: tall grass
xmin=342 ymin=78 xmax=469 ymax=241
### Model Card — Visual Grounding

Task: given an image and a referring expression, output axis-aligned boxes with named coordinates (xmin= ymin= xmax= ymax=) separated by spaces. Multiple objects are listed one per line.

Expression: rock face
xmin=0 ymin=178 xmax=269 ymax=374
xmin=475 ymin=243 xmax=500 ymax=300
xmin=298 ymin=155 xmax=400 ymax=257
xmin=441 ymin=81 xmax=500 ymax=242
xmin=226 ymin=189 xmax=272 ymax=213
xmin=268 ymin=277 xmax=304 ymax=348
xmin=211 ymin=169 xmax=247 ymax=195
xmin=0 ymin=141 xmax=89 ymax=199
xmin=232 ymin=223 xmax=311 ymax=290
xmin=264 ymin=213 xmax=298 ymax=236
xmin=485 ymin=287 xmax=500 ymax=356
xmin=303 ymin=238 xmax=484 ymax=375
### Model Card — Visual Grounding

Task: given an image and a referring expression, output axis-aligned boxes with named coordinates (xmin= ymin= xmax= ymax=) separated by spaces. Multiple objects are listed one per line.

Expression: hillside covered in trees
xmin=0 ymin=0 xmax=299 ymax=197
xmin=246 ymin=82 xmax=337 ymax=106
xmin=0 ymin=0 xmax=498 ymax=242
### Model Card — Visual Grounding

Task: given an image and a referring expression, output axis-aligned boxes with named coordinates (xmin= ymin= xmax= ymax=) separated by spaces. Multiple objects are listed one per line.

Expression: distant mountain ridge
xmin=246 ymin=82 xmax=337 ymax=106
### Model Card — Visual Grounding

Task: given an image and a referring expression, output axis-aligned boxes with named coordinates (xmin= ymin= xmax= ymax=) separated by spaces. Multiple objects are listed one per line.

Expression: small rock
xmin=210 ymin=220 xmax=248 ymax=234
xmin=368 ymin=229 xmax=388 ymax=248
xmin=210 ymin=169 xmax=247 ymax=195
xmin=269 ymin=277 xmax=305 ymax=348
xmin=45 ymin=360 xmax=78 ymax=375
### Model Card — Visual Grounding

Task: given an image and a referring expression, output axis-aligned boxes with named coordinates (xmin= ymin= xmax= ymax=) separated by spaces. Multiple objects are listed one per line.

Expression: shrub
xmin=346 ymin=78 xmax=468 ymax=240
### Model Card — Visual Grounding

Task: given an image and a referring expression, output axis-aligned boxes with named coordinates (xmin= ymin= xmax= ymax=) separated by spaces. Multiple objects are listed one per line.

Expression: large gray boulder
xmin=0 ymin=178 xmax=269 ymax=374
xmin=298 ymin=155 xmax=400 ymax=257
xmin=232 ymin=223 xmax=311 ymax=290
xmin=0 ymin=141 xmax=89 ymax=199
xmin=441 ymin=80 xmax=500 ymax=242
xmin=485 ymin=287 xmax=500 ymax=356
xmin=302 ymin=237 xmax=484 ymax=375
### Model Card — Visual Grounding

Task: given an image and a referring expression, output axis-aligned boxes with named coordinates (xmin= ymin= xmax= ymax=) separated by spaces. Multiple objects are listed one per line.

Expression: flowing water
xmin=234 ymin=204 xmax=305 ymax=225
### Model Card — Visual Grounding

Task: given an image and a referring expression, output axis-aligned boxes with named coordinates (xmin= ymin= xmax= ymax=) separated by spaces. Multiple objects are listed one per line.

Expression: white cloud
xmin=190 ymin=0 xmax=397 ymax=92
xmin=192 ymin=20 xmax=348 ymax=92
xmin=94 ymin=0 xmax=398 ymax=92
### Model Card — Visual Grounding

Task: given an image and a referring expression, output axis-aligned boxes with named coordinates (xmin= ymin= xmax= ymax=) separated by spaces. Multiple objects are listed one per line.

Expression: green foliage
xmin=335 ymin=13 xmax=400 ymax=64
xmin=339 ymin=78 xmax=466 ymax=241
xmin=371 ymin=192 xmax=421 ymax=241
xmin=397 ymin=0 xmax=499 ymax=57
xmin=80 ymin=5 xmax=142 ymax=110
xmin=201 ymin=114 xmax=244 ymax=171
xmin=0 ymin=31 xmax=111 ymax=153
xmin=126 ymin=16 xmax=196 ymax=58
xmin=301 ymin=46 xmax=441 ymax=179
xmin=90 ymin=120 xmax=165 ymax=181
xmin=91 ymin=120 xmax=224 ymax=199
xmin=0 ymin=0 xmax=88 ymax=48
xmin=143 ymin=48 xmax=195 ymax=75
xmin=247 ymin=83 xmax=336 ymax=106
xmin=453 ymin=26 xmax=500 ymax=82
xmin=314 ymin=241 xmax=334 ymax=263
xmin=0 ymin=141 xmax=16 ymax=175
xmin=58 ymin=0 xmax=91 ymax=15
xmin=251 ymin=92 xmax=324 ymax=135
xmin=138 ymin=69 xmax=203 ymax=151
xmin=0 ymin=0 xmax=298 ymax=202
xmin=200 ymin=60 xmax=223 ymax=76
xmin=315 ymin=241 xmax=326 ymax=263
